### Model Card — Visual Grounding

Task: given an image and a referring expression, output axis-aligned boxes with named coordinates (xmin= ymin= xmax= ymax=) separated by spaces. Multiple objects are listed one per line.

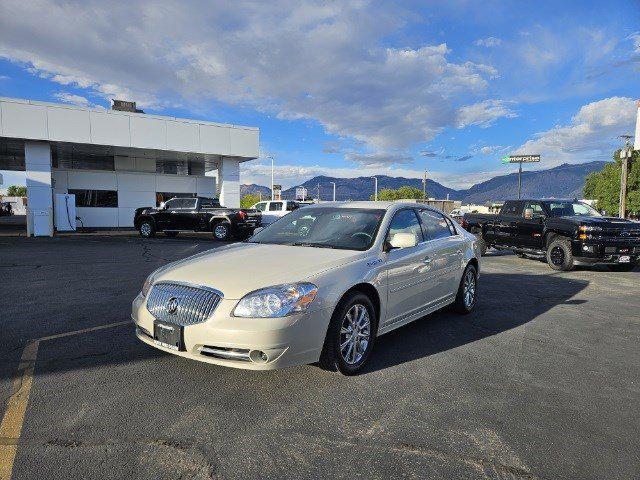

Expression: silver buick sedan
xmin=132 ymin=202 xmax=480 ymax=375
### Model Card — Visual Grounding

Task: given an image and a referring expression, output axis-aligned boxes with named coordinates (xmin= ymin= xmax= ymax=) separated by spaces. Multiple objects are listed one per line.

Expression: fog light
xmin=583 ymin=245 xmax=589 ymax=251
xmin=249 ymin=350 xmax=269 ymax=363
xmin=582 ymin=245 xmax=595 ymax=253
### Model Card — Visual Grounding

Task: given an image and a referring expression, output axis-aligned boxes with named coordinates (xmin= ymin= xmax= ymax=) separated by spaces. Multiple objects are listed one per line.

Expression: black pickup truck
xmin=134 ymin=196 xmax=261 ymax=240
xmin=462 ymin=199 xmax=640 ymax=271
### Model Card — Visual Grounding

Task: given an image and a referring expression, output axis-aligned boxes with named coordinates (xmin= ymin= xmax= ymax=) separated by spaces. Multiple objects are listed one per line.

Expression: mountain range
xmin=240 ymin=161 xmax=608 ymax=204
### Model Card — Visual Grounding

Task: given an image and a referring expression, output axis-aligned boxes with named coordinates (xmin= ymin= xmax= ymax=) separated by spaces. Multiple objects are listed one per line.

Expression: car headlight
xmin=233 ymin=283 xmax=318 ymax=318
xmin=141 ymin=273 xmax=155 ymax=297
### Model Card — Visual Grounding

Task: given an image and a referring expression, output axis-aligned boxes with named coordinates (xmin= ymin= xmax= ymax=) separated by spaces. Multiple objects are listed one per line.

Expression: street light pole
xmin=330 ymin=182 xmax=336 ymax=201
xmin=371 ymin=176 xmax=378 ymax=201
xmin=266 ymin=155 xmax=275 ymax=200
xmin=422 ymin=170 xmax=427 ymax=201
xmin=517 ymin=161 xmax=523 ymax=200
xmin=618 ymin=136 xmax=634 ymax=218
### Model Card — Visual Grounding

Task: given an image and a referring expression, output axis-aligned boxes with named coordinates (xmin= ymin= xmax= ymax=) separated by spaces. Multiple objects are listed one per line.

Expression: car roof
xmin=304 ymin=201 xmax=431 ymax=211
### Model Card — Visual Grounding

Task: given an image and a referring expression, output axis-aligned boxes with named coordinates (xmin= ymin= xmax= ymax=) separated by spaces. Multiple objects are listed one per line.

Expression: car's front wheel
xmin=319 ymin=292 xmax=377 ymax=375
xmin=139 ymin=220 xmax=155 ymax=238
xmin=546 ymin=237 xmax=574 ymax=271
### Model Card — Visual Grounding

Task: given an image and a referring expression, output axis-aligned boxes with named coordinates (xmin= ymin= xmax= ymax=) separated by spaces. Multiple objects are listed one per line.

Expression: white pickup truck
xmin=251 ymin=200 xmax=301 ymax=224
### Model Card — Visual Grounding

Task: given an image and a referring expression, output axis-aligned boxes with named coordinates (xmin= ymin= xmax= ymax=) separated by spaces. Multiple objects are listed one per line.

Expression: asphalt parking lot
xmin=1 ymin=235 xmax=638 ymax=479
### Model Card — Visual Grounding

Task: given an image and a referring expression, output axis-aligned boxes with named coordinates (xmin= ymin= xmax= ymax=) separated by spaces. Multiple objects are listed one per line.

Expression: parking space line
xmin=0 ymin=320 xmax=130 ymax=480
xmin=0 ymin=341 xmax=39 ymax=480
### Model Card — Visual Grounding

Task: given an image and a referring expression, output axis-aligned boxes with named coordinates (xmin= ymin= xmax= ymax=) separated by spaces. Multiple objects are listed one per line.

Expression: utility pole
xmin=618 ymin=135 xmax=634 ymax=219
xmin=517 ymin=162 xmax=523 ymax=200
xmin=371 ymin=176 xmax=378 ymax=201
xmin=266 ymin=155 xmax=275 ymax=200
xmin=330 ymin=182 xmax=336 ymax=202
xmin=422 ymin=170 xmax=427 ymax=200
xmin=317 ymin=183 xmax=321 ymax=203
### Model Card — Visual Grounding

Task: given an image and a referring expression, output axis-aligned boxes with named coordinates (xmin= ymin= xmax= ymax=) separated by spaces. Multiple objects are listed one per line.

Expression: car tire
xmin=212 ymin=222 xmax=232 ymax=241
xmin=139 ymin=220 xmax=155 ymax=238
xmin=606 ymin=263 xmax=637 ymax=272
xmin=319 ymin=292 xmax=377 ymax=375
xmin=546 ymin=237 xmax=574 ymax=271
xmin=452 ymin=263 xmax=478 ymax=314
xmin=165 ymin=231 xmax=179 ymax=238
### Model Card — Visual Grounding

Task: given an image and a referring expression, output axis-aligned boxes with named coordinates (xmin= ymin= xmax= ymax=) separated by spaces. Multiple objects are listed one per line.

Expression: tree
xmin=370 ymin=185 xmax=423 ymax=201
xmin=583 ymin=149 xmax=639 ymax=216
xmin=6 ymin=185 xmax=27 ymax=197
xmin=240 ymin=193 xmax=261 ymax=209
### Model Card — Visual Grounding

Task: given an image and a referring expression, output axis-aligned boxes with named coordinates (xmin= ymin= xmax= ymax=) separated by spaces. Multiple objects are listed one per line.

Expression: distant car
xmin=134 ymin=196 xmax=261 ymax=240
xmin=251 ymin=200 xmax=300 ymax=224
xmin=0 ymin=201 xmax=13 ymax=216
xmin=132 ymin=201 xmax=480 ymax=374
xmin=462 ymin=198 xmax=640 ymax=271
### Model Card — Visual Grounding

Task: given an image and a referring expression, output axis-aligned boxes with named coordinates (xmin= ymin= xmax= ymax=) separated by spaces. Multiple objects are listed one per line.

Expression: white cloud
xmin=474 ymin=37 xmax=501 ymax=48
xmin=52 ymin=92 xmax=90 ymax=107
xmin=514 ymin=96 xmax=637 ymax=166
xmin=0 ymin=0 xmax=499 ymax=158
xmin=456 ymin=99 xmax=517 ymax=129
xmin=0 ymin=74 xmax=8 ymax=80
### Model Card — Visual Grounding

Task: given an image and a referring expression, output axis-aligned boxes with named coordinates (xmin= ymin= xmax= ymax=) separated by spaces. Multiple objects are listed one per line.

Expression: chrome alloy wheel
xmin=140 ymin=223 xmax=152 ymax=236
xmin=463 ymin=269 xmax=476 ymax=309
xmin=214 ymin=224 xmax=228 ymax=238
xmin=340 ymin=304 xmax=371 ymax=365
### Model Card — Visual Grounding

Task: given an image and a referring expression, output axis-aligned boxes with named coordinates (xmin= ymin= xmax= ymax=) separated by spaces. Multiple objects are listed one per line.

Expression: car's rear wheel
xmin=546 ymin=237 xmax=574 ymax=271
xmin=212 ymin=222 xmax=231 ymax=241
xmin=452 ymin=263 xmax=478 ymax=314
xmin=139 ymin=220 xmax=155 ymax=238
xmin=319 ymin=292 xmax=377 ymax=375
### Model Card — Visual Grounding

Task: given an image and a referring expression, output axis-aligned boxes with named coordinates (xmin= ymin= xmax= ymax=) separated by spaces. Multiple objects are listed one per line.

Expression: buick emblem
xmin=167 ymin=297 xmax=180 ymax=314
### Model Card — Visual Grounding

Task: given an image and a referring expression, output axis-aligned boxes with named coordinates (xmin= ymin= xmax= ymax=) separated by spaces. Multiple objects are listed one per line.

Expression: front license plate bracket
xmin=153 ymin=320 xmax=184 ymax=351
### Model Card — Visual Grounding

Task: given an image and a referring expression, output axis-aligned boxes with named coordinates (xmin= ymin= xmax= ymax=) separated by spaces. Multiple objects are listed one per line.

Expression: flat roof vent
xmin=111 ymin=100 xmax=144 ymax=113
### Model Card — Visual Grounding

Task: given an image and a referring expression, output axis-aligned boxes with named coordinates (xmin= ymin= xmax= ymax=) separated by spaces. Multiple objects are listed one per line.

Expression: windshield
xmin=248 ymin=207 xmax=386 ymax=250
xmin=545 ymin=201 xmax=601 ymax=217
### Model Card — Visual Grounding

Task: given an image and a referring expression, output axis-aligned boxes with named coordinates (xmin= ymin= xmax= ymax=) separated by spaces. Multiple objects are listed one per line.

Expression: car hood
xmin=560 ymin=216 xmax=639 ymax=228
xmin=154 ymin=242 xmax=365 ymax=299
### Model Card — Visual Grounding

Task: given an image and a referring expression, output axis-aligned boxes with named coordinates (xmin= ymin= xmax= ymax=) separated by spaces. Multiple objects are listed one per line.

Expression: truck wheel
xmin=475 ymin=234 xmax=488 ymax=256
xmin=546 ymin=237 xmax=574 ymax=271
xmin=212 ymin=222 xmax=231 ymax=241
xmin=139 ymin=220 xmax=155 ymax=238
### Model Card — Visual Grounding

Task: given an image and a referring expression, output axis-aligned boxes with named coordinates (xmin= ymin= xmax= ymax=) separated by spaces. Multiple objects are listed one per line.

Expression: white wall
xmin=53 ymin=168 xmax=216 ymax=228
xmin=0 ymin=97 xmax=259 ymax=158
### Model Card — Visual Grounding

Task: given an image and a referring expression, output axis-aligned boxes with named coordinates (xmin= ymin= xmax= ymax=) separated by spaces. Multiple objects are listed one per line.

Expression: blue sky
xmin=1 ymin=0 xmax=639 ymax=191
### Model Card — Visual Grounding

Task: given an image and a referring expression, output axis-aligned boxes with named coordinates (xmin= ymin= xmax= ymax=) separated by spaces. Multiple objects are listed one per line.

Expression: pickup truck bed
xmin=462 ymin=199 xmax=640 ymax=271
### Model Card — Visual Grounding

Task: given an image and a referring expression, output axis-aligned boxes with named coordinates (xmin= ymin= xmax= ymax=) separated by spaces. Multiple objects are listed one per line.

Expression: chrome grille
xmin=146 ymin=282 xmax=222 ymax=326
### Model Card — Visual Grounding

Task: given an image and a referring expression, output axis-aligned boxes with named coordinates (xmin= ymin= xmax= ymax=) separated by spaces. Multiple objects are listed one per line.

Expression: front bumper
xmin=572 ymin=240 xmax=640 ymax=264
xmin=131 ymin=292 xmax=330 ymax=370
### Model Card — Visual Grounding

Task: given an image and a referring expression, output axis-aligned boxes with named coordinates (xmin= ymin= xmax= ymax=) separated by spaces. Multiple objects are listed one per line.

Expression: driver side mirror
xmin=523 ymin=208 xmax=533 ymax=220
xmin=388 ymin=232 xmax=418 ymax=250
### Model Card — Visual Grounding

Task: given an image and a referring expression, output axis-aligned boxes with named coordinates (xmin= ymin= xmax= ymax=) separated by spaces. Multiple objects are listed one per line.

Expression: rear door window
xmin=269 ymin=202 xmax=283 ymax=211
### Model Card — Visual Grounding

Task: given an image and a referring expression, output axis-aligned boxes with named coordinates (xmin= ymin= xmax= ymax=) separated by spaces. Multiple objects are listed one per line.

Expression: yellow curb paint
xmin=0 ymin=341 xmax=39 ymax=480
xmin=0 ymin=320 xmax=130 ymax=479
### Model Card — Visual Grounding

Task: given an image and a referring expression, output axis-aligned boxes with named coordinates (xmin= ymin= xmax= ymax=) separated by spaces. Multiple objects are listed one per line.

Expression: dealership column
xmin=25 ymin=141 xmax=53 ymax=237
xmin=217 ymin=157 xmax=240 ymax=208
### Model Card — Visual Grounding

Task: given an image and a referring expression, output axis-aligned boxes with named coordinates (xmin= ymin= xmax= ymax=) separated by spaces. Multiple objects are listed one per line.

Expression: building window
xmin=155 ymin=160 xmax=205 ymax=176
xmin=68 ymin=189 xmax=118 ymax=208
xmin=156 ymin=192 xmax=197 ymax=206
xmin=52 ymin=151 xmax=115 ymax=171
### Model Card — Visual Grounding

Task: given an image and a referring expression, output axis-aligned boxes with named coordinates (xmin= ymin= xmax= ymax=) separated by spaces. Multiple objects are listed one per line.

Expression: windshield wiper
xmin=290 ymin=242 xmax=337 ymax=249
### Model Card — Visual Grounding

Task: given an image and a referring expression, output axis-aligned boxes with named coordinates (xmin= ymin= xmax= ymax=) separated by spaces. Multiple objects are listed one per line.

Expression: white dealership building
xmin=0 ymin=97 xmax=259 ymax=236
